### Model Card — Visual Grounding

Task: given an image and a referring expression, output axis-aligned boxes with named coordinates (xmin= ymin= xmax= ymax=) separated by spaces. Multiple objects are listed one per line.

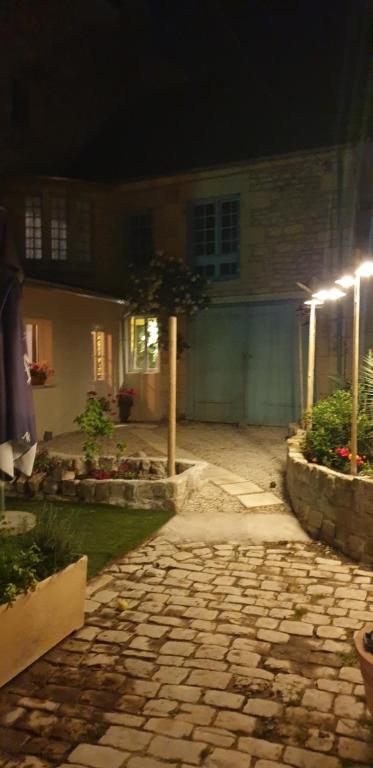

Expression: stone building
xmin=1 ymin=141 xmax=372 ymax=436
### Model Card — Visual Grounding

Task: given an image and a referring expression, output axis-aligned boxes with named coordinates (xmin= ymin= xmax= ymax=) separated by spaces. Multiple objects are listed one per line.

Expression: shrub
xmin=0 ymin=507 xmax=80 ymax=605
xmin=303 ymin=389 xmax=372 ymax=472
xmin=74 ymin=391 xmax=114 ymax=462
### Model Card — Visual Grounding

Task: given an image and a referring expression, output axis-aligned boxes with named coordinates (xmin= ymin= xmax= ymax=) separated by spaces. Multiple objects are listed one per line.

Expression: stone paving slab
xmin=238 ymin=493 xmax=284 ymax=509
xmin=0 ymin=539 xmax=372 ymax=768
xmin=219 ymin=482 xmax=264 ymax=495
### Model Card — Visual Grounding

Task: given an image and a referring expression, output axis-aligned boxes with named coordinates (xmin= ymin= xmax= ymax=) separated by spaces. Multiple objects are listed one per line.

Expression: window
xmin=25 ymin=196 xmax=42 ymax=260
xmin=24 ymin=319 xmax=52 ymax=366
xmin=91 ymin=330 xmax=113 ymax=386
xmin=127 ymin=316 xmax=159 ymax=373
xmin=74 ymin=200 xmax=91 ymax=262
xmin=129 ymin=212 xmax=153 ymax=265
xmin=51 ymin=197 xmax=67 ymax=261
xmin=190 ymin=196 xmax=240 ymax=280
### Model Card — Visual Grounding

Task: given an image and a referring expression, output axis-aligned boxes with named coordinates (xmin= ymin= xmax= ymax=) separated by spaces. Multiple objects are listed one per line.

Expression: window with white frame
xmin=190 ymin=196 xmax=240 ymax=280
xmin=25 ymin=196 xmax=42 ymax=259
xmin=24 ymin=319 xmax=53 ymax=366
xmin=51 ymin=196 xmax=67 ymax=261
xmin=127 ymin=316 xmax=159 ymax=373
xmin=91 ymin=330 xmax=113 ymax=386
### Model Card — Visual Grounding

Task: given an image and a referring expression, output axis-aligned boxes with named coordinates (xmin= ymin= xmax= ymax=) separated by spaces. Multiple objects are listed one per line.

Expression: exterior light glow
xmin=304 ymin=299 xmax=323 ymax=306
xmin=335 ymin=275 xmax=355 ymax=288
xmin=355 ymin=260 xmax=373 ymax=278
xmin=312 ymin=288 xmax=346 ymax=301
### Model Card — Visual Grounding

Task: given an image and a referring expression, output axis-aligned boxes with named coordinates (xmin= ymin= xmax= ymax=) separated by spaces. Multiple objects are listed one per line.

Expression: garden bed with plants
xmin=6 ymin=391 xmax=207 ymax=512
xmin=287 ymin=371 xmax=373 ymax=562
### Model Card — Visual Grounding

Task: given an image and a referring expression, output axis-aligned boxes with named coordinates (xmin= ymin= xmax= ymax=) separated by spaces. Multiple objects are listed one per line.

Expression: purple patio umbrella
xmin=0 ymin=208 xmax=37 ymax=489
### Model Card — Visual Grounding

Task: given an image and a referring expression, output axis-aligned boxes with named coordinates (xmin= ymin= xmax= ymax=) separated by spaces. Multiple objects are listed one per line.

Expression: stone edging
xmin=6 ymin=456 xmax=208 ymax=514
xmin=286 ymin=431 xmax=373 ymax=563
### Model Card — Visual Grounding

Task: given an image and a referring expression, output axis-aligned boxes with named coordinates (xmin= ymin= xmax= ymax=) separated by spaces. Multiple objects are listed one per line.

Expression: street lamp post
xmin=305 ymin=287 xmax=346 ymax=431
xmin=336 ymin=260 xmax=373 ymax=475
xmin=304 ymin=299 xmax=323 ymax=430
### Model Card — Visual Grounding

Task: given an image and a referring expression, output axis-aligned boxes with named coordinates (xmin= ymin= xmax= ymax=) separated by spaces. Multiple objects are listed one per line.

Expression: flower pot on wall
xmin=355 ymin=625 xmax=373 ymax=714
xmin=118 ymin=396 xmax=134 ymax=423
xmin=31 ymin=373 xmax=46 ymax=386
xmin=0 ymin=556 xmax=87 ymax=688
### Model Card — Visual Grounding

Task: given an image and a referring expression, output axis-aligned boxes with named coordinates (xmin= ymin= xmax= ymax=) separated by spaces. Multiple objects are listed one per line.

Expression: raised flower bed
xmin=287 ymin=431 xmax=373 ymax=563
xmin=6 ymin=452 xmax=207 ymax=513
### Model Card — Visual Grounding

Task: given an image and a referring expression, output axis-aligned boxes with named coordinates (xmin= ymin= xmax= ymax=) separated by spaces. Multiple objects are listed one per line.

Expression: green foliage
xmin=0 ymin=541 xmax=41 ymax=605
xmin=0 ymin=506 xmax=79 ymax=605
xmin=27 ymin=506 xmax=79 ymax=581
xmin=361 ymin=349 xmax=373 ymax=420
xmin=303 ymin=389 xmax=372 ymax=471
xmin=74 ymin=393 xmax=114 ymax=462
xmin=126 ymin=254 xmax=210 ymax=354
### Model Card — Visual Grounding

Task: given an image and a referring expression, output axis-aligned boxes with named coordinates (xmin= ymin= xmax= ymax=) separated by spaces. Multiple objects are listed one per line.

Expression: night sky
xmin=69 ymin=0 xmax=372 ymax=180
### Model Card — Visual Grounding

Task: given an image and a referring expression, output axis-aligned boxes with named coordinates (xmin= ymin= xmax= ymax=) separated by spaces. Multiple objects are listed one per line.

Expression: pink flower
xmin=336 ymin=447 xmax=349 ymax=458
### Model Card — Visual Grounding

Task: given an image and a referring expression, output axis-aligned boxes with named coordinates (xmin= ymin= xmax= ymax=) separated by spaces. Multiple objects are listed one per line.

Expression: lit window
xmin=74 ymin=200 xmax=91 ymax=262
xmin=91 ymin=330 xmax=113 ymax=386
xmin=25 ymin=196 xmax=42 ymax=259
xmin=51 ymin=197 xmax=67 ymax=261
xmin=127 ymin=316 xmax=159 ymax=373
xmin=129 ymin=211 xmax=153 ymax=265
xmin=24 ymin=319 xmax=52 ymax=366
xmin=190 ymin=196 xmax=240 ymax=280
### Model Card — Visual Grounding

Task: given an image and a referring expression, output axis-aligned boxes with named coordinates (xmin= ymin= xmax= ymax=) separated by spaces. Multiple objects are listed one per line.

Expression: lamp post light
xmin=335 ymin=260 xmax=373 ymax=475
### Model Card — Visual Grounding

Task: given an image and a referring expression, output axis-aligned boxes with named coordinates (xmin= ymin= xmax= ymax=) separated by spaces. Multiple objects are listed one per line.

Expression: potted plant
xmin=117 ymin=385 xmax=136 ymax=423
xmin=30 ymin=362 xmax=55 ymax=386
xmin=0 ymin=509 xmax=87 ymax=688
xmin=355 ymin=625 xmax=373 ymax=714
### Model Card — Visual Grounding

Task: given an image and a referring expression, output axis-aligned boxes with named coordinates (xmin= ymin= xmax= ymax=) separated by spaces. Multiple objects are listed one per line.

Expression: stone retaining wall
xmin=6 ymin=456 xmax=208 ymax=514
xmin=287 ymin=432 xmax=373 ymax=563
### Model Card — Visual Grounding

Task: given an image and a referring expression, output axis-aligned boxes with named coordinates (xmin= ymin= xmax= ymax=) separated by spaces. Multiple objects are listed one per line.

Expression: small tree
xmin=126 ymin=254 xmax=210 ymax=354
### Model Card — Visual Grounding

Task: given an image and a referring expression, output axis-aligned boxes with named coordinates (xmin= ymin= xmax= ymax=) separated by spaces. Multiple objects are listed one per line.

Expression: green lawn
xmin=5 ymin=500 xmax=173 ymax=578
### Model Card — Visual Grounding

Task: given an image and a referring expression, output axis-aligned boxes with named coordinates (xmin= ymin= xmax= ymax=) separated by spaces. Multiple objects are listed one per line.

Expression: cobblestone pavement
xmin=1 ymin=538 xmax=373 ymax=768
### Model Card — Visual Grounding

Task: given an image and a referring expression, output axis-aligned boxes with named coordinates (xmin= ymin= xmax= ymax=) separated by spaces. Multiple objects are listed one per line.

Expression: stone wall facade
xmin=287 ymin=431 xmax=373 ymax=563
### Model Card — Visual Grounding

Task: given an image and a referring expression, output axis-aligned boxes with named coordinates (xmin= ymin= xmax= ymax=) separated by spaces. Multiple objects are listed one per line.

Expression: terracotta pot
xmin=118 ymin=396 xmax=133 ymax=423
xmin=354 ymin=624 xmax=373 ymax=714
xmin=31 ymin=373 xmax=46 ymax=386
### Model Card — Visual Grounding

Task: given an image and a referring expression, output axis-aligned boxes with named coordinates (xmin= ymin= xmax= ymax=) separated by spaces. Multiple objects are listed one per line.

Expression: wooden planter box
xmin=0 ymin=556 xmax=87 ymax=688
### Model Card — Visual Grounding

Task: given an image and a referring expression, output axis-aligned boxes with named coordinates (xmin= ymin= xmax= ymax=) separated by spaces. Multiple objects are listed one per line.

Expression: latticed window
xmin=91 ymin=330 xmax=113 ymax=386
xmin=25 ymin=196 xmax=42 ymax=259
xmin=51 ymin=197 xmax=67 ymax=261
xmin=74 ymin=200 xmax=91 ymax=262
xmin=190 ymin=196 xmax=240 ymax=279
xmin=127 ymin=316 xmax=159 ymax=373
xmin=129 ymin=212 xmax=153 ymax=265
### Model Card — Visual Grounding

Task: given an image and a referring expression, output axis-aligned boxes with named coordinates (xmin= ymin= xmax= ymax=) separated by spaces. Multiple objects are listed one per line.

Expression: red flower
xmin=87 ymin=390 xmax=97 ymax=396
xmin=336 ymin=447 xmax=349 ymax=458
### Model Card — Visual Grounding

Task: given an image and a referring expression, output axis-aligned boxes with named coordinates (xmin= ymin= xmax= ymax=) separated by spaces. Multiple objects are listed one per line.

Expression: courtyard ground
xmin=0 ymin=424 xmax=372 ymax=767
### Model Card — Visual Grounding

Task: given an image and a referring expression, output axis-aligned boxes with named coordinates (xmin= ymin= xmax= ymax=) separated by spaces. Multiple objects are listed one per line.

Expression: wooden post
xmin=168 ymin=316 xmax=177 ymax=477
xmin=298 ymin=315 xmax=304 ymax=427
xmin=306 ymin=301 xmax=317 ymax=431
xmin=351 ymin=275 xmax=360 ymax=475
